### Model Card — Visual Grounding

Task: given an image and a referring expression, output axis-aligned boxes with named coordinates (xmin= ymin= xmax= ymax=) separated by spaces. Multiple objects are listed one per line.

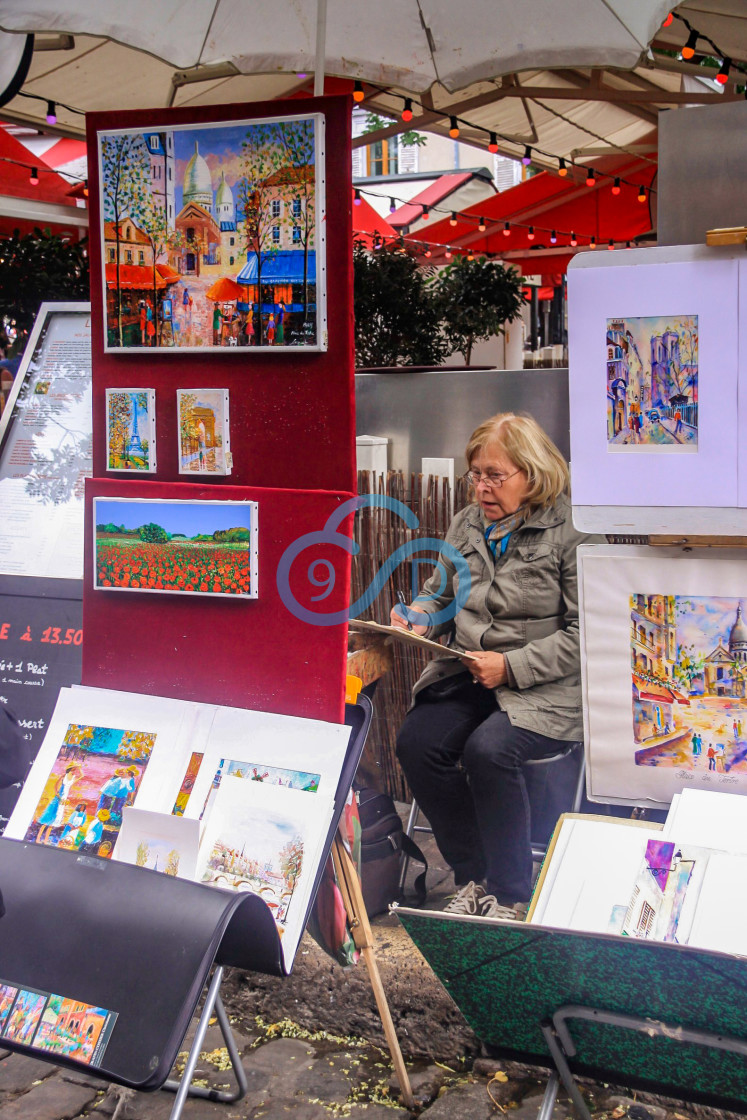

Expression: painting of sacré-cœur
xmin=607 ymin=315 xmax=698 ymax=451
xmin=632 ymin=594 xmax=747 ymax=772
xmin=98 ymin=113 xmax=325 ymax=352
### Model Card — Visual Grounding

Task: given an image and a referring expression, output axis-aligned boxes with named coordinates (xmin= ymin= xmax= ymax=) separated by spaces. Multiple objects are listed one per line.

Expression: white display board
xmin=579 ymin=543 xmax=747 ymax=808
xmin=0 ymin=304 xmax=92 ymax=579
xmin=568 ymin=245 xmax=746 ymax=535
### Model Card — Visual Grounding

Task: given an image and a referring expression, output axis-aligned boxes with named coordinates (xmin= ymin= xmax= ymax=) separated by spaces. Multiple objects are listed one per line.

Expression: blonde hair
xmin=465 ymin=412 xmax=569 ymax=511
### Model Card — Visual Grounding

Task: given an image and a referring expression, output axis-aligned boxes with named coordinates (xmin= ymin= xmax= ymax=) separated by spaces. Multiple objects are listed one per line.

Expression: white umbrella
xmin=0 ymin=0 xmax=674 ymax=95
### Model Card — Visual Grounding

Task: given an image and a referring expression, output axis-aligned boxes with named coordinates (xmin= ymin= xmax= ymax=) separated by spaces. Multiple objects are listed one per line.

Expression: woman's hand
xmin=390 ymin=602 xmax=429 ymax=635
xmin=464 ymin=650 xmax=508 ymax=689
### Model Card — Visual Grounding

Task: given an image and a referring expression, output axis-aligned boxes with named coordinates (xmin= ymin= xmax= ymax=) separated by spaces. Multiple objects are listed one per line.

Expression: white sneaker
xmin=480 ymin=895 xmax=528 ymax=921
xmin=443 ymin=880 xmax=487 ymax=915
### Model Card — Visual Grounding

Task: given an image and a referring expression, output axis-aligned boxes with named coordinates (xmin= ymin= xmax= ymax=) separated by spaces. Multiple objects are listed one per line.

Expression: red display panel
xmin=83 ymin=479 xmax=354 ymax=723
xmin=85 ymin=95 xmax=355 ymax=494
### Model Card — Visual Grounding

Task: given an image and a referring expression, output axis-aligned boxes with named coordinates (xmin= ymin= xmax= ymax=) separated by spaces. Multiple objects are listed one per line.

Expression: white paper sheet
xmin=686 ymin=854 xmax=747 ymax=956
xmin=663 ymin=788 xmax=747 ymax=854
xmin=196 ymin=777 xmax=335 ymax=969
xmin=114 ymin=806 xmax=200 ymax=879
xmin=579 ymin=544 xmax=747 ymax=807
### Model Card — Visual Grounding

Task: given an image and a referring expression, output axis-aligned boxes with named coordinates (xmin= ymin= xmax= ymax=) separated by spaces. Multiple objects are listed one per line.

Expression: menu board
xmin=0 ymin=576 xmax=83 ymax=831
xmin=0 ymin=305 xmax=92 ymax=580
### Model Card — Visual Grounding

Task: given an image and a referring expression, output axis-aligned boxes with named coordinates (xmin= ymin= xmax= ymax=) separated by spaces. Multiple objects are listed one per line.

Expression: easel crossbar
xmin=538 ymin=1004 xmax=747 ymax=1120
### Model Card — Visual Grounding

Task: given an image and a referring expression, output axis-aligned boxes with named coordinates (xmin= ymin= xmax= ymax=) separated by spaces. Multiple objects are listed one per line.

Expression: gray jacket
xmin=411 ymin=494 xmax=603 ymax=742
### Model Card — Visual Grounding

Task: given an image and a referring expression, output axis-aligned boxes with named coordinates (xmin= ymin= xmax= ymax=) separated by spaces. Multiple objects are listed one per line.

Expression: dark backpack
xmin=356 ymin=787 xmax=427 ymax=917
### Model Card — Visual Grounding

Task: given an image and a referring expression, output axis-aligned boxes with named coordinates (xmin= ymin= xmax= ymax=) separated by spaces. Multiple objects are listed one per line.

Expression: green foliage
xmin=0 ymin=229 xmax=89 ymax=339
xmin=213 ymin=527 xmax=251 ymax=542
xmin=363 ymin=112 xmax=427 ymax=148
xmin=97 ymin=523 xmax=122 ymax=534
xmin=138 ymin=522 xmax=169 ymax=543
xmin=433 ymin=255 xmax=526 ymax=364
xmin=353 ymin=240 xmax=448 ymax=368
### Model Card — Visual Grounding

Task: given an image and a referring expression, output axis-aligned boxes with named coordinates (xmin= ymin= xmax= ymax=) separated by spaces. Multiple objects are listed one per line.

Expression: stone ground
xmin=0 ymin=814 xmax=742 ymax=1120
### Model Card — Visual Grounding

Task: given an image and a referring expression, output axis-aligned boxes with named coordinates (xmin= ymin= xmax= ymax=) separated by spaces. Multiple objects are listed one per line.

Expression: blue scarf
xmin=483 ymin=507 xmax=527 ymax=558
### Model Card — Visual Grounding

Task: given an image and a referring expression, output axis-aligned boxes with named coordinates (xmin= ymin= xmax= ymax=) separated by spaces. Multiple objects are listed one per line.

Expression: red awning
xmin=156 ymin=263 xmax=180 ymax=283
xmin=633 ymin=674 xmax=674 ymax=702
xmin=105 ymin=263 xmax=169 ymax=291
xmin=406 ymin=139 xmax=657 ymax=272
xmin=352 ymin=192 xmax=397 ymax=249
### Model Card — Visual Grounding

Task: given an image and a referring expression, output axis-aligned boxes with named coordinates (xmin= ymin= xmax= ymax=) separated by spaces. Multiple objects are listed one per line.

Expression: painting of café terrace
xmin=99 ymin=115 xmax=322 ymax=351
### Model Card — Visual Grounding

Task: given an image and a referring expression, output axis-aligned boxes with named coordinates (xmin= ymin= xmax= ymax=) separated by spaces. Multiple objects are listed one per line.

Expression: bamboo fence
xmin=352 ymin=469 xmax=469 ymax=800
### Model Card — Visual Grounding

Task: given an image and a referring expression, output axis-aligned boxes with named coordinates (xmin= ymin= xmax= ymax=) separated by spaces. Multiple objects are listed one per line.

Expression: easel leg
xmin=164 ymin=965 xmax=248 ymax=1118
xmin=332 ymin=836 xmax=415 ymax=1110
xmin=540 ymin=1023 xmax=593 ymax=1120
xmin=536 ymin=1070 xmax=560 ymax=1120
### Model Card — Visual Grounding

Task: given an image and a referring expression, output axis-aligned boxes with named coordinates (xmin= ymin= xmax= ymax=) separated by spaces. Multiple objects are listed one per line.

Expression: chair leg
xmin=163 ymin=965 xmax=248 ymax=1118
xmin=398 ymin=799 xmax=420 ymax=891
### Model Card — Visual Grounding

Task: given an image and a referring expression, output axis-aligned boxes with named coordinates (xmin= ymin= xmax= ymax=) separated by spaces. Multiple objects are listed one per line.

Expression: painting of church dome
xmin=729 ymin=603 xmax=747 ymax=662
xmin=183 ymin=141 xmax=213 ymax=210
xmin=215 ymin=171 xmax=234 ymax=222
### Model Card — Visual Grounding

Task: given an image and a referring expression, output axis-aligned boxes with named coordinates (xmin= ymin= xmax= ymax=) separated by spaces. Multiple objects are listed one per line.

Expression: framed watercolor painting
xmin=568 ymin=248 xmax=739 ymax=531
xmin=105 ymin=389 xmax=156 ymax=472
xmin=96 ymin=112 xmax=327 ymax=353
xmin=93 ymin=497 xmax=258 ymax=598
xmin=177 ymin=388 xmax=230 ymax=475
xmin=579 ymin=544 xmax=747 ymax=808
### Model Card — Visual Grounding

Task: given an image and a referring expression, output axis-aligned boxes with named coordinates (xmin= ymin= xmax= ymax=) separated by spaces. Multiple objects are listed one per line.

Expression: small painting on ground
xmin=97 ymin=113 xmax=326 ymax=352
xmin=607 ymin=315 xmax=698 ymax=451
xmin=93 ymin=497 xmax=258 ymax=598
xmin=632 ymin=593 xmax=747 ymax=771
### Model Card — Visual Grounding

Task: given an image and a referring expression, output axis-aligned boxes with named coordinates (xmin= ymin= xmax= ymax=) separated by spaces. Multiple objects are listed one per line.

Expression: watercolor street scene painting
xmin=620 ymin=838 xmax=705 ymax=943
xmin=2 ymin=988 xmax=47 ymax=1046
xmin=199 ymin=782 xmax=310 ymax=928
xmin=94 ymin=497 xmax=258 ymax=598
xmin=201 ymin=759 xmax=321 ymax=821
xmin=607 ymin=315 xmax=698 ymax=449
xmin=631 ymin=594 xmax=747 ymax=771
xmin=23 ymin=722 xmax=155 ymax=856
xmin=177 ymin=388 xmax=230 ymax=475
xmin=98 ymin=113 xmax=325 ymax=352
xmin=106 ymin=389 xmax=156 ymax=472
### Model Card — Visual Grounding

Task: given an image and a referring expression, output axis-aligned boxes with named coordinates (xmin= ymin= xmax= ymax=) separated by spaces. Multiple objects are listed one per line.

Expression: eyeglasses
xmin=464 ymin=468 xmax=521 ymax=489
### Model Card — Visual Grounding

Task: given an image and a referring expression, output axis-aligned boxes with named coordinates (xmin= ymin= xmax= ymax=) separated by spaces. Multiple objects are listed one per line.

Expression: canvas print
xmin=33 ymin=995 xmax=117 ymax=1064
xmin=105 ymin=389 xmax=156 ymax=472
xmin=631 ymin=594 xmax=747 ymax=771
xmin=97 ymin=113 xmax=326 ymax=352
xmin=606 ymin=315 xmax=698 ymax=450
xmin=177 ymin=389 xmax=230 ymax=475
xmin=23 ymin=722 xmax=155 ymax=856
xmin=94 ymin=497 xmax=258 ymax=598
xmin=2 ymin=988 xmax=47 ymax=1045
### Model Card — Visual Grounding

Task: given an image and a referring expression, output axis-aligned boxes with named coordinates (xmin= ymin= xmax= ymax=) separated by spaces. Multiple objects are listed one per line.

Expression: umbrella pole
xmin=314 ymin=0 xmax=327 ymax=96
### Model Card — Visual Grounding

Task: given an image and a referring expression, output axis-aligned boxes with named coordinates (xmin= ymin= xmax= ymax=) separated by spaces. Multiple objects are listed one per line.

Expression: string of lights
xmin=0 ymin=154 xmax=86 ymax=188
xmin=668 ymin=11 xmax=746 ymax=84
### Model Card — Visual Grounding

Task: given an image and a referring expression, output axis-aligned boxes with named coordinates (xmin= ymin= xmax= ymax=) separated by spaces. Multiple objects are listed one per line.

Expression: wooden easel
xmin=331 ymin=834 xmax=415 ymax=1110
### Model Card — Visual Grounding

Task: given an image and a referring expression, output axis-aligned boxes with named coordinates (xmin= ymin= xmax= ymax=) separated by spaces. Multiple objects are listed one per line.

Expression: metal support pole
xmin=314 ymin=0 xmax=328 ymax=96
xmin=164 ymin=966 xmax=249 ymax=1119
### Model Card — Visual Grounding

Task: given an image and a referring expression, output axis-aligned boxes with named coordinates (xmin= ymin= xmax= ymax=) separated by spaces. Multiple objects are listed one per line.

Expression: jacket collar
xmin=463 ymin=495 xmax=567 ymax=534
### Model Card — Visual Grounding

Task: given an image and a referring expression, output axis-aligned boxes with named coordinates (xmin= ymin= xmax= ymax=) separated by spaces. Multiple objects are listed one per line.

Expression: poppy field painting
xmin=93 ymin=497 xmax=258 ymax=598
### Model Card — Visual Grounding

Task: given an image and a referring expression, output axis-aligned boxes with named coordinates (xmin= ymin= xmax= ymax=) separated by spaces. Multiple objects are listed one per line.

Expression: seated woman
xmin=391 ymin=412 xmax=601 ymax=920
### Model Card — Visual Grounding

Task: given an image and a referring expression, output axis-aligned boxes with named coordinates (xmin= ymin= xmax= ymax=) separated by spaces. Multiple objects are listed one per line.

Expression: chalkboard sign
xmin=0 ymin=575 xmax=82 ymax=830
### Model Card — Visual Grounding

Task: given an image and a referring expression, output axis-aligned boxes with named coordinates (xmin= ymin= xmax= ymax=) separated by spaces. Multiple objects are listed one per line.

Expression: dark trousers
xmin=396 ymin=677 xmax=571 ymax=904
